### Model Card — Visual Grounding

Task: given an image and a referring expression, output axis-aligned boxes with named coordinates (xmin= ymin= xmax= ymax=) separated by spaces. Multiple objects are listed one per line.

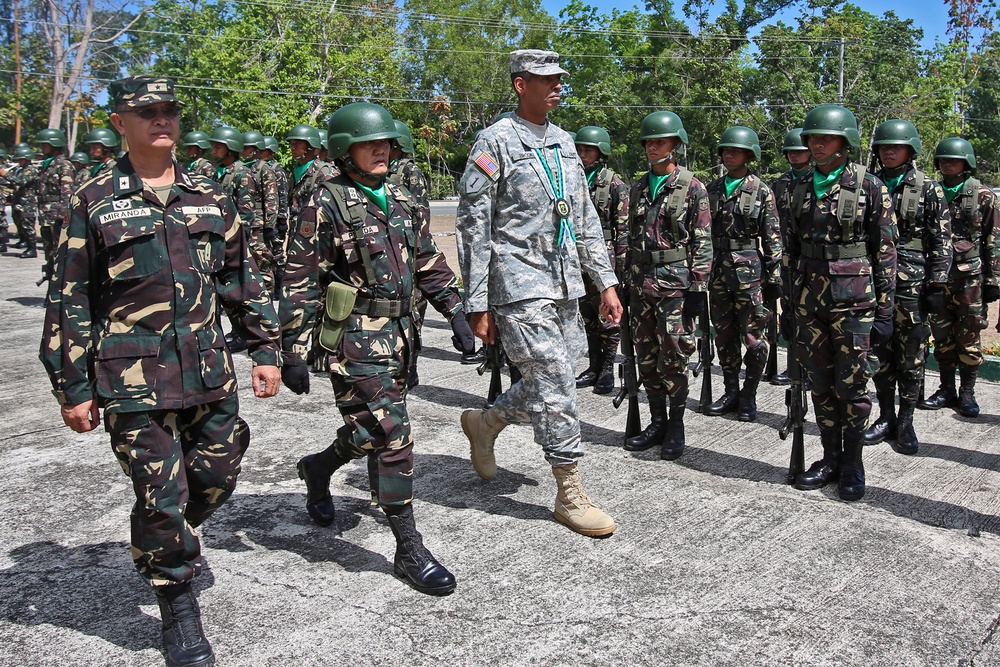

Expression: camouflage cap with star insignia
xmin=110 ymin=75 xmax=183 ymax=109
xmin=509 ymin=49 xmax=568 ymax=76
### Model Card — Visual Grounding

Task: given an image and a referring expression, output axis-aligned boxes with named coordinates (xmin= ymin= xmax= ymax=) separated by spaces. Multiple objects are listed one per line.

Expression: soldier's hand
xmin=253 ymin=364 xmax=281 ymax=398
xmin=450 ymin=310 xmax=476 ymax=353
xmin=683 ymin=292 xmax=707 ymax=319
xmin=923 ymin=285 xmax=947 ymax=315
xmin=281 ymin=363 xmax=310 ymax=395
xmin=763 ymin=282 xmax=782 ymax=302
xmin=469 ymin=311 xmax=496 ymax=345
xmin=599 ymin=286 xmax=623 ymax=325
xmin=61 ymin=400 xmax=100 ymax=433
xmin=984 ymin=285 xmax=1000 ymax=304
xmin=870 ymin=316 xmax=893 ymax=347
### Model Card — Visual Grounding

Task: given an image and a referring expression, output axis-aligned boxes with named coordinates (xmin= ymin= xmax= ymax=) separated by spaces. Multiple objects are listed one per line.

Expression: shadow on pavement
xmin=6 ymin=296 xmax=44 ymax=308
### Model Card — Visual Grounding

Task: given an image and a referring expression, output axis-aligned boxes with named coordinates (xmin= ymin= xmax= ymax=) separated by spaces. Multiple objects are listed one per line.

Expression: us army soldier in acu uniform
xmin=281 ymin=103 xmax=471 ymax=596
xmin=39 ymin=76 xmax=281 ymax=667
xmin=457 ymin=50 xmax=623 ymax=538
xmin=783 ymin=104 xmax=897 ymax=502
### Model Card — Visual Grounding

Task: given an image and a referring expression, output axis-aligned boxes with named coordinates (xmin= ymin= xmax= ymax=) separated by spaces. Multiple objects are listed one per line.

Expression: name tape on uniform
xmin=98 ymin=208 xmax=152 ymax=224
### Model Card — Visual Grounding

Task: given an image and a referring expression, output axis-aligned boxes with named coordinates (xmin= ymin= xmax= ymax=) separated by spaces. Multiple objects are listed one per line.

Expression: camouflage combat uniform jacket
xmin=188 ymin=156 xmax=215 ymax=179
xmin=268 ymin=158 xmax=290 ymax=237
xmin=40 ymin=155 xmax=280 ymax=413
xmin=287 ymin=158 xmax=337 ymax=236
xmin=89 ymin=157 xmax=117 ymax=181
xmin=37 ymin=154 xmax=76 ymax=227
xmin=388 ymin=157 xmax=430 ymax=212
xmin=248 ymin=158 xmax=279 ymax=235
xmin=706 ymin=173 xmax=782 ymax=289
xmin=944 ymin=180 xmax=1000 ymax=288
xmin=588 ymin=164 xmax=630 ymax=280
xmin=3 ymin=163 xmax=39 ymax=218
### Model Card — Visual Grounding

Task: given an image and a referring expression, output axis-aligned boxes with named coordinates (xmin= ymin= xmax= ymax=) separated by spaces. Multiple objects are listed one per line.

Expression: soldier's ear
xmin=110 ymin=112 xmax=127 ymax=135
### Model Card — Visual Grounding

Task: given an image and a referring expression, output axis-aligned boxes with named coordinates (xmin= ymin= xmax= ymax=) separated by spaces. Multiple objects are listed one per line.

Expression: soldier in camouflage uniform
xmin=782 ymin=104 xmax=897 ymax=502
xmin=0 ymin=143 xmax=40 ymax=252
xmin=704 ymin=126 xmax=782 ymax=422
xmin=621 ymin=111 xmax=712 ymax=460
xmin=181 ymin=130 xmax=215 ymax=179
xmin=919 ymin=138 xmax=1000 ymax=418
xmin=573 ymin=125 xmax=629 ymax=395
xmin=863 ymin=120 xmax=952 ymax=454
xmin=34 ymin=128 xmax=77 ymax=275
xmin=317 ymin=128 xmax=329 ymax=162
xmin=280 ymin=103 xmax=471 ymax=596
xmin=240 ymin=130 xmax=279 ymax=297
xmin=70 ymin=151 xmax=91 ymax=187
xmin=39 ymin=76 xmax=281 ymax=667
xmin=83 ymin=127 xmax=119 ymax=182
xmin=260 ymin=135 xmax=289 ymax=296
xmin=457 ymin=50 xmax=622 ymax=538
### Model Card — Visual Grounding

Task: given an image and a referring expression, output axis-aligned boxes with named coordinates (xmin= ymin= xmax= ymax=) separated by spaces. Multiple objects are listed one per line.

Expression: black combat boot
xmin=770 ymin=370 xmax=791 ymax=386
xmin=223 ymin=332 xmax=248 ymax=353
xmin=297 ymin=444 xmax=350 ymax=527
xmin=385 ymin=505 xmax=456 ymax=596
xmin=154 ymin=583 xmax=215 ymax=667
xmin=918 ymin=368 xmax=957 ymax=410
xmin=624 ymin=395 xmax=668 ymax=451
xmin=894 ymin=398 xmax=919 ymax=455
xmin=593 ymin=340 xmax=618 ymax=395
xmin=794 ymin=430 xmax=842 ymax=491
xmin=576 ymin=334 xmax=600 ymax=388
xmin=406 ymin=364 xmax=419 ymax=389
xmin=738 ymin=367 xmax=761 ymax=422
xmin=958 ymin=365 xmax=980 ymax=418
xmin=706 ymin=372 xmax=739 ymax=416
xmin=864 ymin=386 xmax=897 ymax=444
xmin=19 ymin=240 xmax=37 ymax=258
xmin=10 ymin=238 xmax=26 ymax=249
xmin=661 ymin=400 xmax=686 ymax=460
xmin=839 ymin=432 xmax=866 ymax=501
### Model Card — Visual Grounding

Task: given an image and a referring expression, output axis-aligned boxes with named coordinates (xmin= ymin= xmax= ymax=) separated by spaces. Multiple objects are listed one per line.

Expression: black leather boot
xmin=624 ymin=394 xmax=668 ymax=451
xmin=864 ymin=387 xmax=897 ymax=444
xmin=839 ymin=432 xmax=866 ymax=501
xmin=918 ymin=368 xmax=956 ymax=410
xmin=18 ymin=240 xmax=37 ymax=258
xmin=958 ymin=365 xmax=980 ymax=417
xmin=770 ymin=370 xmax=791 ymax=386
xmin=706 ymin=372 xmax=739 ymax=416
xmin=224 ymin=332 xmax=248 ymax=353
xmin=385 ymin=505 xmax=456 ymax=596
xmin=154 ymin=583 xmax=215 ymax=667
xmin=894 ymin=398 xmax=919 ymax=455
xmin=593 ymin=340 xmax=618 ymax=395
xmin=661 ymin=401 xmax=686 ymax=460
xmin=794 ymin=430 xmax=842 ymax=491
xmin=10 ymin=239 xmax=25 ymax=249
xmin=738 ymin=368 xmax=761 ymax=422
xmin=297 ymin=446 xmax=348 ymax=527
xmin=576 ymin=334 xmax=600 ymax=388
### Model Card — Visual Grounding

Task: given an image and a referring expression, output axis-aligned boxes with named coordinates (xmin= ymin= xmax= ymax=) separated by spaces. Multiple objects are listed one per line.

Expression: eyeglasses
xmin=119 ymin=105 xmax=180 ymax=120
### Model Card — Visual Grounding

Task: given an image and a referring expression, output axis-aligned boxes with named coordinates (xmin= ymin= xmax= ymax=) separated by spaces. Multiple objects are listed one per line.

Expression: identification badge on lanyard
xmin=534 ymin=147 xmax=576 ymax=246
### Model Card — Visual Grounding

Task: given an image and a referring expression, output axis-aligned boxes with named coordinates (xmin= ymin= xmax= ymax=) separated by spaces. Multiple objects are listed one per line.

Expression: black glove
xmin=683 ymin=292 xmax=707 ymax=319
xmin=263 ymin=227 xmax=278 ymax=244
xmin=923 ymin=285 xmax=947 ymax=315
xmin=984 ymin=285 xmax=1000 ymax=304
xmin=763 ymin=282 xmax=782 ymax=302
xmin=870 ymin=316 xmax=893 ymax=347
xmin=450 ymin=311 xmax=476 ymax=354
xmin=779 ymin=312 xmax=792 ymax=342
xmin=281 ymin=363 xmax=310 ymax=395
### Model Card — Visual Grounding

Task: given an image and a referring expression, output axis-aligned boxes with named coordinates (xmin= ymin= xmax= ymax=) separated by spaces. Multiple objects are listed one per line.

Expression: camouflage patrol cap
xmin=510 ymin=50 xmax=568 ymax=76
xmin=110 ymin=75 xmax=182 ymax=110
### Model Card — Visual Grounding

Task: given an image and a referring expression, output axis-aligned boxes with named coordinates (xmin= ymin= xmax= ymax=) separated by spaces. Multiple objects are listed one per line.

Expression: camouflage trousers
xmin=249 ymin=228 xmax=275 ymax=297
xmin=106 ymin=394 xmax=247 ymax=587
xmin=491 ymin=298 xmax=587 ymax=467
xmin=579 ymin=274 xmax=620 ymax=349
xmin=873 ymin=287 xmax=930 ymax=400
xmin=0 ymin=211 xmax=8 ymax=246
xmin=794 ymin=291 xmax=874 ymax=438
xmin=12 ymin=208 xmax=35 ymax=243
xmin=709 ymin=275 xmax=770 ymax=376
xmin=328 ymin=369 xmax=414 ymax=507
xmin=39 ymin=218 xmax=59 ymax=278
xmin=929 ymin=274 xmax=984 ymax=369
xmin=632 ymin=293 xmax=695 ymax=402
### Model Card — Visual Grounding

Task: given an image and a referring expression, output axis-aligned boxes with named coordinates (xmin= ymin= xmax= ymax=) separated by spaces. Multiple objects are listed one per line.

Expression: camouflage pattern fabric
xmin=4 ymin=163 xmax=40 ymax=244
xmin=929 ymin=183 xmax=1000 ymax=370
xmin=771 ymin=169 xmax=807 ymax=325
xmin=455 ymin=113 xmax=617 ymax=463
xmin=872 ymin=167 xmax=952 ymax=399
xmin=74 ymin=167 xmax=91 ymax=190
xmin=188 ymin=156 xmax=215 ymax=180
xmin=216 ymin=159 xmax=274 ymax=296
xmin=280 ymin=173 xmax=463 ymax=506
xmin=37 ymin=154 xmax=76 ymax=279
xmin=91 ymin=157 xmax=117 ymax=181
xmin=782 ymin=162 xmax=897 ymax=438
xmin=706 ymin=174 xmax=782 ymax=376
xmin=627 ymin=168 xmax=712 ymax=402
xmin=287 ymin=159 xmax=338 ymax=237
xmin=111 ymin=76 xmax=180 ymax=108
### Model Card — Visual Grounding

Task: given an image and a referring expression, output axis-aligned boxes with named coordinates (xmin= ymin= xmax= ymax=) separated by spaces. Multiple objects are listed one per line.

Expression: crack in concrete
xmin=0 ymin=426 xmax=65 ymax=443
xmin=964 ymin=610 xmax=1000 ymax=666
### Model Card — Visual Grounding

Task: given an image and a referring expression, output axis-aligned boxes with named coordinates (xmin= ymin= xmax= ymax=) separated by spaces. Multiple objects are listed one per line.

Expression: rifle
xmin=779 ymin=312 xmax=807 ymax=484
xmin=612 ymin=292 xmax=642 ymax=439
xmin=692 ymin=297 xmax=714 ymax=413
xmin=762 ymin=294 xmax=778 ymax=382
xmin=476 ymin=338 xmax=506 ymax=409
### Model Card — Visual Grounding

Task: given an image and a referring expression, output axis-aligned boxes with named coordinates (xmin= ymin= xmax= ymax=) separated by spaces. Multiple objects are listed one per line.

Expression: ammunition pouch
xmin=318 ymin=281 xmax=358 ymax=352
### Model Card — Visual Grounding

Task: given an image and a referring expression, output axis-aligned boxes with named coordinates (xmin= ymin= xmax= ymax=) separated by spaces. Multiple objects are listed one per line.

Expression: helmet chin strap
xmin=648 ymin=148 xmax=678 ymax=167
xmin=342 ymin=154 xmax=385 ymax=184
xmin=812 ymin=149 xmax=845 ymax=168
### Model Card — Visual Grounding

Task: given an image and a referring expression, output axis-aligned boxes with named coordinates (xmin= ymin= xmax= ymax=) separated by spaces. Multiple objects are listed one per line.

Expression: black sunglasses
xmin=119 ymin=105 xmax=181 ymax=120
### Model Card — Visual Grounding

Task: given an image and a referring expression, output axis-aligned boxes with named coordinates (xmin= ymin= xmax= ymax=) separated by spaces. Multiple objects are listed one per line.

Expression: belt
xmin=799 ymin=240 xmax=866 ymax=260
xmin=955 ymin=241 xmax=981 ymax=261
xmin=353 ymin=294 xmax=413 ymax=318
xmin=644 ymin=247 xmax=687 ymax=265
xmin=713 ymin=237 xmax=758 ymax=251
xmin=899 ymin=238 xmax=924 ymax=252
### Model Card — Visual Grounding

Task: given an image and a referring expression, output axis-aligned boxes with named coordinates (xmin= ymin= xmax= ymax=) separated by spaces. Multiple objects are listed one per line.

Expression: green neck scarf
xmin=724 ymin=175 xmax=745 ymax=199
xmin=215 ymin=164 xmax=227 ymax=181
xmin=41 ymin=156 xmax=55 ymax=170
xmin=586 ymin=166 xmax=600 ymax=188
xmin=356 ymin=180 xmax=389 ymax=216
xmin=292 ymin=159 xmax=314 ymax=184
xmin=91 ymin=162 xmax=104 ymax=177
xmin=942 ymin=179 xmax=966 ymax=203
xmin=813 ymin=162 xmax=847 ymax=199
xmin=883 ymin=173 xmax=905 ymax=194
xmin=649 ymin=172 xmax=669 ymax=201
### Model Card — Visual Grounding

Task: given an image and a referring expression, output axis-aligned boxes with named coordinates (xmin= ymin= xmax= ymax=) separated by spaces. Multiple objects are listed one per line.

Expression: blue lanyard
xmin=533 ymin=147 xmax=576 ymax=246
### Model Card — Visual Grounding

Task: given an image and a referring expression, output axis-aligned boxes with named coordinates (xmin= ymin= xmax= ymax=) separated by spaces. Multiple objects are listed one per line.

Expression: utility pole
xmin=824 ymin=38 xmax=860 ymax=104
xmin=13 ymin=0 xmax=22 ymax=143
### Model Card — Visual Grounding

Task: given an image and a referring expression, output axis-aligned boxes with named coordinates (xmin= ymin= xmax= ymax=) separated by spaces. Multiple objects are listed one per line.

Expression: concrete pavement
xmin=1 ymin=242 xmax=1000 ymax=666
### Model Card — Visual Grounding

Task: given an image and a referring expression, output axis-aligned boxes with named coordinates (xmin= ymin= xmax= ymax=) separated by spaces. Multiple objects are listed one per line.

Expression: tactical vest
xmin=952 ymin=178 xmax=983 ymax=263
xmin=892 ymin=169 xmax=926 ymax=252
xmin=790 ymin=164 xmax=869 ymax=261
xmin=291 ymin=163 xmax=328 ymax=215
xmin=641 ymin=167 xmax=693 ymax=266
xmin=591 ymin=166 xmax=614 ymax=241
xmin=709 ymin=174 xmax=763 ymax=248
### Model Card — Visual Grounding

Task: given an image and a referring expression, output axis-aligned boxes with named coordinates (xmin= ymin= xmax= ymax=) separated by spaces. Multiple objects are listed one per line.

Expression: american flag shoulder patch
xmin=473 ymin=152 xmax=500 ymax=179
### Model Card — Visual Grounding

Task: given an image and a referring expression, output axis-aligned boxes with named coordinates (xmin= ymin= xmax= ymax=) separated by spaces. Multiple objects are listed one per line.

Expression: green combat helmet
xmin=934 ymin=137 xmax=976 ymax=174
xmin=317 ymin=129 xmax=328 ymax=150
xmin=575 ymin=126 xmax=612 ymax=158
xmin=640 ymin=111 xmax=688 ymax=145
xmin=70 ymin=151 xmax=91 ymax=166
xmin=718 ymin=125 xmax=761 ymax=160
xmin=393 ymin=120 xmax=415 ymax=155
xmin=13 ymin=144 xmax=34 ymax=160
xmin=286 ymin=124 xmax=322 ymax=149
xmin=242 ymin=130 xmax=267 ymax=150
xmin=326 ymin=102 xmax=400 ymax=160
xmin=873 ymin=119 xmax=922 ymax=156
xmin=83 ymin=127 xmax=120 ymax=149
xmin=182 ymin=130 xmax=211 ymax=150
xmin=782 ymin=128 xmax=808 ymax=153
xmin=209 ymin=126 xmax=244 ymax=153
xmin=34 ymin=128 xmax=67 ymax=148
xmin=800 ymin=104 xmax=860 ymax=149
xmin=264 ymin=136 xmax=279 ymax=153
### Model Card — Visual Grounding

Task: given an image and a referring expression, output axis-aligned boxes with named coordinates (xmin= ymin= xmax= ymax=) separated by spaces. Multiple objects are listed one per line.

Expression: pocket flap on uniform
xmin=99 ymin=216 xmax=156 ymax=248
xmin=97 ymin=333 xmax=161 ymax=359
xmin=325 ymin=281 xmax=358 ymax=321
xmin=196 ymin=327 xmax=225 ymax=351
xmin=185 ymin=214 xmax=226 ymax=237
xmin=827 ymin=258 xmax=870 ymax=276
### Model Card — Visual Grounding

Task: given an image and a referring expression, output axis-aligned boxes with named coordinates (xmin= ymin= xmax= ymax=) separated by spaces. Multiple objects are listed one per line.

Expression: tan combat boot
xmin=460 ymin=408 xmax=507 ymax=480
xmin=552 ymin=463 xmax=617 ymax=537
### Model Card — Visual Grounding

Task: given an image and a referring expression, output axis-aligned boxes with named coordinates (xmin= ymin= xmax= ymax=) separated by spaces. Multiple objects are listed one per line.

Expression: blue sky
xmin=539 ymin=0 xmax=952 ymax=49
